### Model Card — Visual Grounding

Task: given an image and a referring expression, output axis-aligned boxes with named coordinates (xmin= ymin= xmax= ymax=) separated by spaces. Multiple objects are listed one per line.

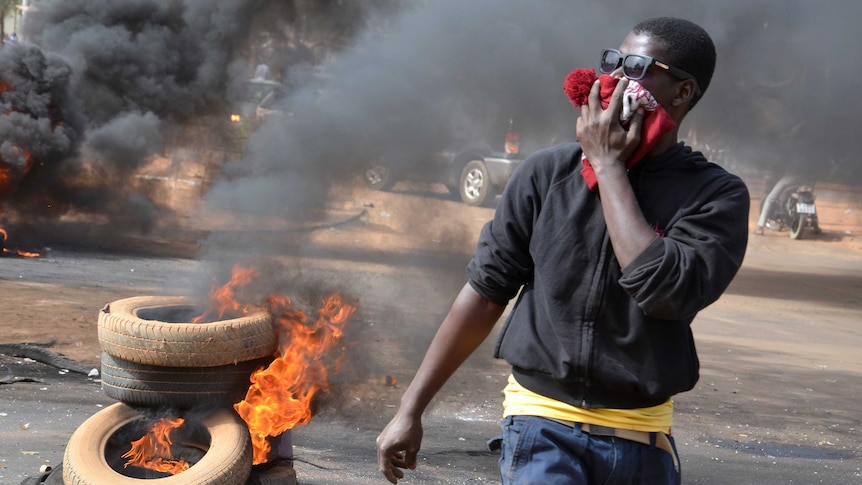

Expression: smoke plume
xmin=1 ymin=0 xmax=858 ymax=250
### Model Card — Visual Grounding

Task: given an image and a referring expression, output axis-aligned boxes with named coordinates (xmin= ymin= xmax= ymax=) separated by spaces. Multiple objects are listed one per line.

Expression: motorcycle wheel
xmin=760 ymin=198 xmax=784 ymax=231
xmin=789 ymin=215 xmax=805 ymax=239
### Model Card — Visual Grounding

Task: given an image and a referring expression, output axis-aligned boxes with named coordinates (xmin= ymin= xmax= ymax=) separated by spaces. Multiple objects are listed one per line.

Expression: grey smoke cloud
xmin=0 ymin=42 xmax=84 ymax=201
xmin=84 ymin=111 xmax=162 ymax=170
xmin=23 ymin=0 xmax=252 ymax=125
xmin=2 ymin=0 xmax=858 ymax=248
xmin=5 ymin=0 xmax=257 ymax=229
xmin=205 ymin=0 xmax=862 ymax=243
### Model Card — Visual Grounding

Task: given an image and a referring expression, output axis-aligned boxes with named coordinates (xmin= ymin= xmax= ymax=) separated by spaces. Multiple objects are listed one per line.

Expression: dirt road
xmin=1 ymin=184 xmax=861 ymax=484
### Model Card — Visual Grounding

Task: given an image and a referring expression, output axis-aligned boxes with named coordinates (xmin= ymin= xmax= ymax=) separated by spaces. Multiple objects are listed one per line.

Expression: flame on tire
xmin=196 ymin=263 xmax=357 ymax=464
xmin=122 ymin=417 xmax=190 ymax=475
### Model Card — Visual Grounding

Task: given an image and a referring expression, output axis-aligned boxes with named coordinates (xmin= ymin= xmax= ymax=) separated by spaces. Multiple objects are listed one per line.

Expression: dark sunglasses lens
xmin=600 ymin=50 xmax=620 ymax=74
xmin=623 ymin=55 xmax=648 ymax=80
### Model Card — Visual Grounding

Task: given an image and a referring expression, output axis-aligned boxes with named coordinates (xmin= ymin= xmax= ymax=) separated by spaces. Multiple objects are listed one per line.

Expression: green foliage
xmin=0 ymin=0 xmax=21 ymax=39
xmin=0 ymin=0 xmax=18 ymax=16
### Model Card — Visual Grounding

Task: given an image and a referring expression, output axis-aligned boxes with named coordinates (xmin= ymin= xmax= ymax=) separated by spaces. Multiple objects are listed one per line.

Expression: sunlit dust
xmin=234 ymin=292 xmax=356 ymax=464
xmin=122 ymin=417 xmax=191 ymax=475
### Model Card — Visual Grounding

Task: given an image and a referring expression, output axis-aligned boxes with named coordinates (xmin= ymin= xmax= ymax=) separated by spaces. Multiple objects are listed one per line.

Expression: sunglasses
xmin=600 ymin=48 xmax=702 ymax=98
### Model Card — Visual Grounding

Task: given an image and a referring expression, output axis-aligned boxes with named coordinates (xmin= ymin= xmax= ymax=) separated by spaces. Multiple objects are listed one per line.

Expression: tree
xmin=0 ymin=0 xmax=21 ymax=42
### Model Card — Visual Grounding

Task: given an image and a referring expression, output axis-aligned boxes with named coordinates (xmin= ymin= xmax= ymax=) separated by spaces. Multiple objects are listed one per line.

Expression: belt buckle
xmin=585 ymin=424 xmax=617 ymax=437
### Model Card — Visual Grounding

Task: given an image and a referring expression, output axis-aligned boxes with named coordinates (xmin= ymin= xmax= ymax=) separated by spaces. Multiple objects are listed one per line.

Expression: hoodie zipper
xmin=579 ymin=227 xmax=612 ymax=406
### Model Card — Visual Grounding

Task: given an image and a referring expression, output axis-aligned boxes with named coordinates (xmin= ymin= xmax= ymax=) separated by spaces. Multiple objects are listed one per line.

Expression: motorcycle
xmin=762 ymin=184 xmax=821 ymax=239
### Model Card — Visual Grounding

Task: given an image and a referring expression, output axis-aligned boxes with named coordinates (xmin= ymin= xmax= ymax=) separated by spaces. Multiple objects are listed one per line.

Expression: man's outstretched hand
xmin=376 ymin=412 xmax=423 ymax=483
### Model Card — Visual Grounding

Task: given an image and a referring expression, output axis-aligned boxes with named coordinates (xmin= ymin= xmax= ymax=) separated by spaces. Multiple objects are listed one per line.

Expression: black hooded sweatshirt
xmin=467 ymin=142 xmax=750 ymax=409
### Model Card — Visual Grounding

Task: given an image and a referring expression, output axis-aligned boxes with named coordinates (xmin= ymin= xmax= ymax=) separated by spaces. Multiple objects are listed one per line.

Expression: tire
xmin=459 ymin=160 xmax=497 ymax=207
xmin=63 ymin=403 xmax=252 ymax=485
xmin=100 ymin=353 xmax=267 ymax=409
xmin=365 ymin=159 xmax=395 ymax=191
xmin=811 ymin=214 xmax=822 ymax=235
xmin=98 ymin=296 xmax=276 ymax=368
xmin=759 ymin=197 xmax=784 ymax=231
xmin=789 ymin=214 xmax=805 ymax=239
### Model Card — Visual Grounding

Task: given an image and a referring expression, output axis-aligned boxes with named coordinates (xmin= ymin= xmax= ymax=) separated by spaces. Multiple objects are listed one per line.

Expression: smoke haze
xmin=1 ymin=0 xmax=857 ymax=425
xmin=1 ymin=0 xmax=857 ymax=252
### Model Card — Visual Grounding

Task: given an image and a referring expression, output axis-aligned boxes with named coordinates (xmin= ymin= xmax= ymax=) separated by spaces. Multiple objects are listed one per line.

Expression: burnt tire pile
xmin=62 ymin=296 xmax=278 ymax=485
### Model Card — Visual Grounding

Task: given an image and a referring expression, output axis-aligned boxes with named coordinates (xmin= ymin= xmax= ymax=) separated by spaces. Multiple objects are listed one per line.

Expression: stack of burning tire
xmin=62 ymin=296 xmax=279 ymax=484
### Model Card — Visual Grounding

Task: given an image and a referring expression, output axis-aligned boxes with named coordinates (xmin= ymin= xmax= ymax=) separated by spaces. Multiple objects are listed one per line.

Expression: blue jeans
xmin=496 ymin=416 xmax=680 ymax=485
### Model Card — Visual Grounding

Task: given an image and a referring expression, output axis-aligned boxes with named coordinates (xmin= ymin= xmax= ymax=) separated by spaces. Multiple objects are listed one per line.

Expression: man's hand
xmin=576 ymin=77 xmax=644 ymax=175
xmin=376 ymin=412 xmax=423 ymax=484
xmin=375 ymin=284 xmax=504 ymax=483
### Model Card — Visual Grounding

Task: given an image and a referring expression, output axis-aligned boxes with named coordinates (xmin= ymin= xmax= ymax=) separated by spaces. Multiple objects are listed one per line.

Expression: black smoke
xmin=0 ymin=42 xmax=84 ymax=200
xmin=2 ymin=0 xmax=260 ymax=238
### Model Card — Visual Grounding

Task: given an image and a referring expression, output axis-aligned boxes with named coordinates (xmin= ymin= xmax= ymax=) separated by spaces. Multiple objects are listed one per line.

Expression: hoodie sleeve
xmin=619 ymin=172 xmax=750 ymax=320
xmin=466 ymin=146 xmax=561 ymax=305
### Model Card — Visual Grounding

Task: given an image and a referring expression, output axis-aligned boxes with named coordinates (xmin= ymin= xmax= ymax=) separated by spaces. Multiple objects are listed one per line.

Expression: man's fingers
xmin=379 ymin=446 xmax=420 ymax=484
xmin=586 ymin=78 xmax=601 ymax=112
xmin=389 ymin=450 xmax=411 ymax=468
xmin=606 ymin=77 xmax=629 ymax=113
xmin=381 ymin=465 xmax=402 ymax=484
xmin=379 ymin=452 xmax=406 ymax=484
xmin=404 ymin=449 xmax=419 ymax=469
xmin=627 ymin=108 xmax=645 ymax=145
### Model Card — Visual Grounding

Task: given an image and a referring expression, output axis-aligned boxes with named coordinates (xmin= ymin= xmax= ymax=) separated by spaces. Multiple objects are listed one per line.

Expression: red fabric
xmin=562 ymin=68 xmax=676 ymax=191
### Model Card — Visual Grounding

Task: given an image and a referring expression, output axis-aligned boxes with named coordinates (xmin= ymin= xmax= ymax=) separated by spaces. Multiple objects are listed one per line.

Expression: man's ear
xmin=671 ymin=80 xmax=697 ymax=108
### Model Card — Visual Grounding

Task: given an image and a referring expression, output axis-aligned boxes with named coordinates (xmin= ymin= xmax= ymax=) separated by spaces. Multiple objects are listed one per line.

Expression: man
xmin=377 ymin=17 xmax=749 ymax=484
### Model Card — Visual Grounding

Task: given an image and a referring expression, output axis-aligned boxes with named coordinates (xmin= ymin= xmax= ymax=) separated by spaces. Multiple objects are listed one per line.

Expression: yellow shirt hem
xmin=502 ymin=374 xmax=673 ymax=434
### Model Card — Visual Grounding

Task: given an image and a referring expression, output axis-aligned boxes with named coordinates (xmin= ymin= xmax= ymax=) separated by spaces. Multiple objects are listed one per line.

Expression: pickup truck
xmin=365 ymin=120 xmax=524 ymax=207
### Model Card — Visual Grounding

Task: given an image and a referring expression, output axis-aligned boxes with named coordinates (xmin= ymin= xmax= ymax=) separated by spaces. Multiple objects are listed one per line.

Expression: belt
xmin=547 ymin=418 xmax=679 ymax=473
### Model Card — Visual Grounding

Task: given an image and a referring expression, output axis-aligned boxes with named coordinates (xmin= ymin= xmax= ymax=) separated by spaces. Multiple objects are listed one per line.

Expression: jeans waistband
xmin=545 ymin=417 xmax=679 ymax=473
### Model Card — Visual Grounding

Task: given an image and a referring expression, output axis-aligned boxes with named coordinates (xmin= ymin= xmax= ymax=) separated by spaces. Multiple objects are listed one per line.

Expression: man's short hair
xmin=633 ymin=17 xmax=716 ymax=101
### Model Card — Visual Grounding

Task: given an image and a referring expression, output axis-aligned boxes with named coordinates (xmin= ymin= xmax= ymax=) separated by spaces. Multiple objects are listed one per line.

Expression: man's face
xmin=611 ymin=32 xmax=680 ymax=110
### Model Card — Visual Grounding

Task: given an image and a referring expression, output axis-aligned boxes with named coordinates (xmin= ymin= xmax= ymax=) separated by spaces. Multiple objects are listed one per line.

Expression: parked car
xmin=364 ymin=115 xmax=525 ymax=207
xmin=255 ymin=84 xmax=288 ymax=121
xmin=228 ymin=78 xmax=285 ymax=129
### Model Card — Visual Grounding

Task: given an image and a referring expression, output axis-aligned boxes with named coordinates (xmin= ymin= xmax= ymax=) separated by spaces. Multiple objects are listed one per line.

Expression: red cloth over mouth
xmin=563 ymin=68 xmax=676 ymax=191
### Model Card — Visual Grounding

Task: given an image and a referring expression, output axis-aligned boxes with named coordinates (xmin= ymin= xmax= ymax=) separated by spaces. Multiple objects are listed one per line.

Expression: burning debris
xmin=122 ymin=417 xmax=191 ymax=475
xmin=57 ymin=263 xmax=359 ymax=482
xmin=0 ymin=42 xmax=84 ymax=205
xmin=196 ymin=263 xmax=357 ymax=465
xmin=235 ymin=291 xmax=356 ymax=465
xmin=0 ymin=226 xmax=40 ymax=257
xmin=0 ymin=0 xmax=265 ymax=246
xmin=0 ymin=44 xmax=84 ymax=225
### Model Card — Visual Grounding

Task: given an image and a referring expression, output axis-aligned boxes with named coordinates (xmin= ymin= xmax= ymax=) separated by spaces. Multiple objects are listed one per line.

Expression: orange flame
xmin=190 ymin=264 xmax=357 ymax=464
xmin=192 ymin=264 xmax=260 ymax=322
xmin=0 ymin=145 xmax=33 ymax=194
xmin=235 ymin=292 xmax=356 ymax=464
xmin=122 ymin=417 xmax=191 ymax=475
xmin=0 ymin=226 xmax=40 ymax=258
xmin=0 ymin=167 xmax=12 ymax=198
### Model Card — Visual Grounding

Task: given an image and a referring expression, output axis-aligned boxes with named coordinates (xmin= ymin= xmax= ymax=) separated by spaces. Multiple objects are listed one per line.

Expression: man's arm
xmin=376 ymin=283 xmax=505 ymax=484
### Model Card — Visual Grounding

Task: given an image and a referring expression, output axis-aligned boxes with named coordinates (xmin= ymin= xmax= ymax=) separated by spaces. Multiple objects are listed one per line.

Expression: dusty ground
xmin=1 ymin=179 xmax=861 ymax=484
